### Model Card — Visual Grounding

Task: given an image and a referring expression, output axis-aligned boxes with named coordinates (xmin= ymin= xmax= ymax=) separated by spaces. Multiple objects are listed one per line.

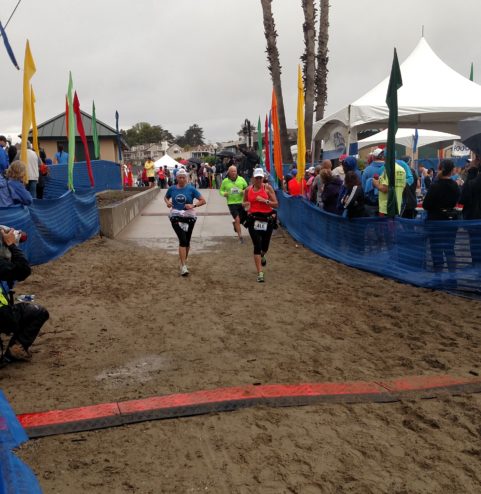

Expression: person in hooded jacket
xmin=320 ymin=169 xmax=342 ymax=214
xmin=0 ymin=161 xmax=33 ymax=207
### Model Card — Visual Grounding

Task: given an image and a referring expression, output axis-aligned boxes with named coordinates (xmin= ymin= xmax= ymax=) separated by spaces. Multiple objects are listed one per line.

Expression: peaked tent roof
xmin=357 ymin=128 xmax=460 ymax=150
xmin=313 ymin=37 xmax=481 ymax=144
xmin=154 ymin=154 xmax=185 ymax=170
xmin=29 ymin=110 xmax=129 ymax=148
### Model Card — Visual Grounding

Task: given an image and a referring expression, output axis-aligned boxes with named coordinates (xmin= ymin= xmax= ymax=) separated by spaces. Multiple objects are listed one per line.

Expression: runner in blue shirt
xmin=165 ymin=168 xmax=206 ymax=276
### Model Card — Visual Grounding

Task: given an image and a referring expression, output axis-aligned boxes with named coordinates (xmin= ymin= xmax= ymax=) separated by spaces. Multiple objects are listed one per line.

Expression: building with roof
xmin=30 ymin=111 xmax=129 ymax=163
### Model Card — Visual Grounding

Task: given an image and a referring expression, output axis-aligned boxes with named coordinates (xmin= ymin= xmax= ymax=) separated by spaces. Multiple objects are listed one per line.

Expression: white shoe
xmin=180 ymin=265 xmax=189 ymax=276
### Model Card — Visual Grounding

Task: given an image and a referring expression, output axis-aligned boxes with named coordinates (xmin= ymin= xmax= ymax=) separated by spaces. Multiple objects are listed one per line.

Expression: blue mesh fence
xmin=0 ymin=189 xmax=99 ymax=266
xmin=0 ymin=391 xmax=42 ymax=493
xmin=277 ymin=191 xmax=481 ymax=296
xmin=44 ymin=160 xmax=122 ymax=198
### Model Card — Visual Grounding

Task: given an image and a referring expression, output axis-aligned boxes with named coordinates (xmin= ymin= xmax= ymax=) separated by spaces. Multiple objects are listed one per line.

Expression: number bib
xmin=178 ymin=222 xmax=189 ymax=232
xmin=230 ymin=187 xmax=239 ymax=194
xmin=253 ymin=220 xmax=268 ymax=231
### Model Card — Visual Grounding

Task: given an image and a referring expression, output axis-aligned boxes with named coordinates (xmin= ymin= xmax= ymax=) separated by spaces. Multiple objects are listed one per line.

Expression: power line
xmin=2 ymin=0 xmax=22 ymax=32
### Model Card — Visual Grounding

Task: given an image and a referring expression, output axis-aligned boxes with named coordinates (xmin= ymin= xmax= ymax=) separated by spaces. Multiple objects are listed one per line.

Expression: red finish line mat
xmin=17 ymin=375 xmax=481 ymax=438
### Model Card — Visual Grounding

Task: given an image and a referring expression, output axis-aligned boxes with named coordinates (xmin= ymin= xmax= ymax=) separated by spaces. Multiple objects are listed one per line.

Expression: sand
xmin=2 ymin=229 xmax=480 ymax=493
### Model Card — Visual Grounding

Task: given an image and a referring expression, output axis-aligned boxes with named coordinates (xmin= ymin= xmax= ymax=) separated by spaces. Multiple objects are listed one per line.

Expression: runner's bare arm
xmin=266 ymin=185 xmax=279 ymax=208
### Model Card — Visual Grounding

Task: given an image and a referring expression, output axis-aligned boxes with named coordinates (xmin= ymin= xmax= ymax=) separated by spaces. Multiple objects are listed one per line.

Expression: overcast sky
xmin=1 ymin=0 xmax=480 ymax=143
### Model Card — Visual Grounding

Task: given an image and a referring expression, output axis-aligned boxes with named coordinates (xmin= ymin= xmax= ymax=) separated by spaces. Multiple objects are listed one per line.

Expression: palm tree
xmin=260 ymin=0 xmax=293 ymax=163
xmin=301 ymin=0 xmax=317 ymax=155
xmin=314 ymin=0 xmax=330 ymax=159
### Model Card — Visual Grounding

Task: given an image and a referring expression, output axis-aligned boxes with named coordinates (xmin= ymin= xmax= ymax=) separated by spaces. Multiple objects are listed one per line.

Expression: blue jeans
xmin=27 ymin=180 xmax=37 ymax=199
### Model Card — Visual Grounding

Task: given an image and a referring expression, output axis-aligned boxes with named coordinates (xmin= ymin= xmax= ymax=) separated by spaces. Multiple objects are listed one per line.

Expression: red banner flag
xmin=73 ymin=91 xmax=95 ymax=186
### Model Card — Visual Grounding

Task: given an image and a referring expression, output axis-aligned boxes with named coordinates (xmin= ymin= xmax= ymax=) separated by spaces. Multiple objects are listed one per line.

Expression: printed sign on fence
xmin=452 ymin=140 xmax=471 ymax=157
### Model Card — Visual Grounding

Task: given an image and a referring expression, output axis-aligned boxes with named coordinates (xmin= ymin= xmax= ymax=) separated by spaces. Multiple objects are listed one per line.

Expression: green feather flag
xmin=67 ymin=71 xmax=76 ymax=190
xmin=385 ymin=48 xmax=403 ymax=217
xmin=92 ymin=100 xmax=100 ymax=159
xmin=257 ymin=116 xmax=263 ymax=166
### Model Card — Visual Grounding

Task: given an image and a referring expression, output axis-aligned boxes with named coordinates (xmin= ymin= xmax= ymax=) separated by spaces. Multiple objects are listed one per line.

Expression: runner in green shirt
xmin=220 ymin=165 xmax=248 ymax=243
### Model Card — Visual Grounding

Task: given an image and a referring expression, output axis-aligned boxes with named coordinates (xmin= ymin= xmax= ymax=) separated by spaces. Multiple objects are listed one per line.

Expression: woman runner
xmin=164 ymin=168 xmax=206 ymax=276
xmin=243 ymin=168 xmax=278 ymax=282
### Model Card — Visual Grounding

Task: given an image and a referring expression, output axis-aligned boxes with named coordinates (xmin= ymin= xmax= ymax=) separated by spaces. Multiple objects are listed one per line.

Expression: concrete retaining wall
xmin=98 ymin=188 xmax=159 ymax=238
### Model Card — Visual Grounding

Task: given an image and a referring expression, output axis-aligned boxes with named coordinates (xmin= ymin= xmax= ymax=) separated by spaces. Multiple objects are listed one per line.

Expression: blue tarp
xmin=0 ymin=391 xmax=42 ymax=493
xmin=277 ymin=191 xmax=481 ymax=295
xmin=0 ymin=189 xmax=99 ymax=266
xmin=44 ymin=160 xmax=122 ymax=198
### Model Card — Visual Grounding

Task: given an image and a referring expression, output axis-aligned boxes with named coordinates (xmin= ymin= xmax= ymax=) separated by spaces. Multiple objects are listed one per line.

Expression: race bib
xmin=254 ymin=220 xmax=268 ymax=231
xmin=178 ymin=222 xmax=189 ymax=232
xmin=230 ymin=187 xmax=239 ymax=194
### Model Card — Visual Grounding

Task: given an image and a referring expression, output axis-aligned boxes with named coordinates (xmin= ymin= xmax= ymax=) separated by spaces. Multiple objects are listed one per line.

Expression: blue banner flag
xmin=0 ymin=21 xmax=19 ymax=70
xmin=412 ymin=128 xmax=419 ymax=153
xmin=115 ymin=110 xmax=122 ymax=161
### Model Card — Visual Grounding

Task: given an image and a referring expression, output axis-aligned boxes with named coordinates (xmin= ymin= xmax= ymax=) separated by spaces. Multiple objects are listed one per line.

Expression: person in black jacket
xmin=423 ymin=159 xmax=460 ymax=273
xmin=0 ymin=227 xmax=49 ymax=362
xmin=342 ymin=171 xmax=367 ymax=219
xmin=459 ymin=155 xmax=481 ymax=266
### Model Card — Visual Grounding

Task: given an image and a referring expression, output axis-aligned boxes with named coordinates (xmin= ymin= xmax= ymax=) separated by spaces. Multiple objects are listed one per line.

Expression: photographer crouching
xmin=0 ymin=227 xmax=49 ymax=362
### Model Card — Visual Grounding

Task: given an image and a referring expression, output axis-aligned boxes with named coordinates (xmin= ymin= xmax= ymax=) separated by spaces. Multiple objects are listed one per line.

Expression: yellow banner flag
xmin=20 ymin=40 xmax=36 ymax=173
xmin=31 ymin=85 xmax=39 ymax=156
xmin=296 ymin=65 xmax=306 ymax=183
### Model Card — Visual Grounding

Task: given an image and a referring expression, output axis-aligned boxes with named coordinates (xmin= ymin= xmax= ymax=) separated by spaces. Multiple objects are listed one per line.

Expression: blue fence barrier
xmin=277 ymin=191 xmax=481 ymax=296
xmin=0 ymin=391 xmax=42 ymax=493
xmin=0 ymin=189 xmax=99 ymax=266
xmin=44 ymin=160 xmax=122 ymax=198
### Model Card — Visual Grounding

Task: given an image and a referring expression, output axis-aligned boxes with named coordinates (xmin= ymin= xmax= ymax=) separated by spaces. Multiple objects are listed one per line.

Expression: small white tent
xmin=154 ymin=154 xmax=184 ymax=170
xmin=357 ymin=128 xmax=459 ymax=150
xmin=314 ymin=37 xmax=481 ymax=155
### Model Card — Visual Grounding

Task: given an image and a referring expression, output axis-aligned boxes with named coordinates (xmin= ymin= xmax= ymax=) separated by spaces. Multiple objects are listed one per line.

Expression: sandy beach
xmin=2 ymin=230 xmax=480 ymax=493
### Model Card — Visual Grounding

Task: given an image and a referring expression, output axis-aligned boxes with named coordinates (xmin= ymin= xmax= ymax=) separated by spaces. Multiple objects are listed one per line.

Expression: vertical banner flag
xmin=385 ymin=48 xmax=403 ymax=217
xmin=257 ymin=116 xmax=263 ymax=167
xmin=264 ymin=114 xmax=270 ymax=172
xmin=0 ymin=21 xmax=19 ymax=70
xmin=268 ymin=110 xmax=276 ymax=183
xmin=20 ymin=40 xmax=36 ymax=169
xmin=65 ymin=95 xmax=69 ymax=137
xmin=67 ymin=71 xmax=76 ymax=190
xmin=73 ymin=92 xmax=95 ymax=186
xmin=92 ymin=101 xmax=100 ymax=159
xmin=470 ymin=62 xmax=474 ymax=82
xmin=31 ymin=85 xmax=39 ymax=155
xmin=412 ymin=128 xmax=419 ymax=153
xmin=115 ymin=111 xmax=122 ymax=162
xmin=296 ymin=65 xmax=306 ymax=183
xmin=271 ymin=89 xmax=283 ymax=180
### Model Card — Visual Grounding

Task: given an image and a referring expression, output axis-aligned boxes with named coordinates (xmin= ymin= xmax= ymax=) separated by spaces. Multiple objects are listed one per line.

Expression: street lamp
xmin=243 ymin=119 xmax=252 ymax=148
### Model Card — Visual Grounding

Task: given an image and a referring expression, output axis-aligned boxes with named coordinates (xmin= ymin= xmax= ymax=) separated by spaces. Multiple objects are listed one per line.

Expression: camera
xmin=0 ymin=226 xmax=27 ymax=244
xmin=0 ymin=226 xmax=27 ymax=260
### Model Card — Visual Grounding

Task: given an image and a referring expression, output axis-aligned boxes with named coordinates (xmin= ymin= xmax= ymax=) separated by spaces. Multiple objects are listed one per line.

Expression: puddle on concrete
xmin=96 ymin=354 xmax=170 ymax=388
xmin=124 ymin=237 xmax=231 ymax=254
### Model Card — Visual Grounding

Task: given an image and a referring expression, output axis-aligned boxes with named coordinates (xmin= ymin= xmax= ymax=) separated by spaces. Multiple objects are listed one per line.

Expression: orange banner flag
xmin=271 ymin=89 xmax=283 ymax=180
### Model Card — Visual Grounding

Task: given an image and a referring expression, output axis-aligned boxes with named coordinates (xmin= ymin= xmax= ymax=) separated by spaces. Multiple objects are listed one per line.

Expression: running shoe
xmin=180 ymin=265 xmax=189 ymax=276
xmin=4 ymin=343 xmax=32 ymax=362
xmin=257 ymin=271 xmax=265 ymax=283
xmin=261 ymin=255 xmax=267 ymax=266
xmin=239 ymin=237 xmax=244 ymax=244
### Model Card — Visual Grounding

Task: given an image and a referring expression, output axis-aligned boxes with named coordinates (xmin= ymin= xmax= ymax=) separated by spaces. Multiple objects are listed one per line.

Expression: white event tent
xmin=154 ymin=154 xmax=185 ymax=170
xmin=313 ymin=37 xmax=481 ymax=156
xmin=357 ymin=128 xmax=460 ymax=150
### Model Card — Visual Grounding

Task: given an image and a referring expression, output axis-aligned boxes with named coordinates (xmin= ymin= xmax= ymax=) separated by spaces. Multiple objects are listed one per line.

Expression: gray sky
xmin=1 ymin=0 xmax=480 ymax=143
